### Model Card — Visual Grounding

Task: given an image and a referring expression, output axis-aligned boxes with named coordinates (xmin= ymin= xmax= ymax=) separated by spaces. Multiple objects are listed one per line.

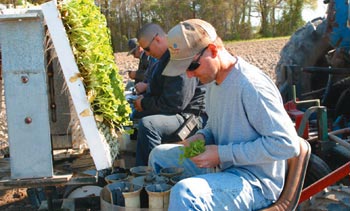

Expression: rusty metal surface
xmin=299 ymin=161 xmax=350 ymax=203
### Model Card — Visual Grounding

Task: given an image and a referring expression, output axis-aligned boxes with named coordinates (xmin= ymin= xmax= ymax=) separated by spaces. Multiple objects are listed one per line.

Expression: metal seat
xmin=260 ymin=137 xmax=311 ymax=211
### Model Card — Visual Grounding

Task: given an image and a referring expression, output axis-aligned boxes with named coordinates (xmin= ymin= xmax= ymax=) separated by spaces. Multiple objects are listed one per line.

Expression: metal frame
xmin=282 ymin=64 xmax=350 ymax=205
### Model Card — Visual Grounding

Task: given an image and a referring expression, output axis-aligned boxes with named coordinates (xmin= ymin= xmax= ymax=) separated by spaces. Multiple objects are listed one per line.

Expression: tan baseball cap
xmin=162 ymin=19 xmax=217 ymax=76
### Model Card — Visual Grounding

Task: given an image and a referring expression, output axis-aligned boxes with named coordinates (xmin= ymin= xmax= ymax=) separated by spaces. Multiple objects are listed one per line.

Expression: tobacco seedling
xmin=179 ymin=140 xmax=205 ymax=164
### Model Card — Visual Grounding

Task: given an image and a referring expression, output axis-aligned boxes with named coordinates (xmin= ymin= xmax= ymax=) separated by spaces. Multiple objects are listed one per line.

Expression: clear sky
xmin=302 ymin=0 xmax=328 ymax=22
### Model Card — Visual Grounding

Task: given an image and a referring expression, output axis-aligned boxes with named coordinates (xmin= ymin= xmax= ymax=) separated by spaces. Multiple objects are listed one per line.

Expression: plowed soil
xmin=116 ymin=37 xmax=289 ymax=83
xmin=0 ymin=37 xmax=289 ymax=210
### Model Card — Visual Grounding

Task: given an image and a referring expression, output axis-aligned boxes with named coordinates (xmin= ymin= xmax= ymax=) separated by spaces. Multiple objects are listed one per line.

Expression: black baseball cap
xmin=127 ymin=38 xmax=138 ymax=55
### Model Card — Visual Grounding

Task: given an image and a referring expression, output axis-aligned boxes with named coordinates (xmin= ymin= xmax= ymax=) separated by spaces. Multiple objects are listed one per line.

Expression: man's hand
xmin=185 ymin=134 xmax=205 ymax=147
xmin=177 ymin=133 xmax=205 ymax=147
xmin=191 ymin=145 xmax=220 ymax=168
xmin=135 ymin=82 xmax=148 ymax=94
xmin=134 ymin=95 xmax=144 ymax=111
xmin=128 ymin=70 xmax=136 ymax=79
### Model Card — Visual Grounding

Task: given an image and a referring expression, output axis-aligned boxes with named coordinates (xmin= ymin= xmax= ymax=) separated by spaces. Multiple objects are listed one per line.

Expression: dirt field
xmin=116 ymin=37 xmax=289 ymax=82
xmin=0 ymin=37 xmax=289 ymax=210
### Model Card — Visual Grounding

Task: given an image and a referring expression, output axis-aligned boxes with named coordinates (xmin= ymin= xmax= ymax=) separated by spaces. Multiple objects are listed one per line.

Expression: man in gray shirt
xmin=148 ymin=19 xmax=300 ymax=210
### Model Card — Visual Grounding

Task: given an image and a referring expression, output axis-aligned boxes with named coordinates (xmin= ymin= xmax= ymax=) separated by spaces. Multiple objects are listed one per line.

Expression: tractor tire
xmin=327 ymin=145 xmax=350 ymax=169
xmin=275 ymin=17 xmax=331 ymax=102
xmin=298 ymin=185 xmax=350 ymax=211
xmin=304 ymin=153 xmax=332 ymax=188
xmin=335 ymin=87 xmax=350 ymax=117
xmin=326 ymin=144 xmax=350 ymax=186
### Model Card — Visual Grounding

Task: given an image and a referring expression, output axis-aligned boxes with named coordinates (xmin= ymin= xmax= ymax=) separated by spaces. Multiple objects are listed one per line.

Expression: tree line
xmin=1 ymin=0 xmax=318 ymax=52
xmin=93 ymin=0 xmax=317 ymax=53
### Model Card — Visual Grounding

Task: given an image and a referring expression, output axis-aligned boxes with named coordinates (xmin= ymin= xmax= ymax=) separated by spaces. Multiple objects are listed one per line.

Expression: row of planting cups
xmin=105 ymin=166 xmax=186 ymax=184
xmin=101 ymin=166 xmax=189 ymax=210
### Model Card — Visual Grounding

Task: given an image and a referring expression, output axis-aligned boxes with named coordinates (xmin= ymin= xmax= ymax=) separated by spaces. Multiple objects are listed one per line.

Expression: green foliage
xmin=230 ymin=22 xmax=254 ymax=40
xmin=1 ymin=0 xmax=322 ymax=44
xmin=274 ymin=0 xmax=306 ymax=36
xmin=59 ymin=0 xmax=131 ymax=130
xmin=101 ymin=0 xmax=318 ymax=51
xmin=179 ymin=140 xmax=205 ymax=164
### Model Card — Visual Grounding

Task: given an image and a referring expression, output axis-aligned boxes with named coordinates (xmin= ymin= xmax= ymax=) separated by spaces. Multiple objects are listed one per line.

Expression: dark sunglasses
xmin=144 ymin=33 xmax=158 ymax=52
xmin=187 ymin=46 xmax=208 ymax=71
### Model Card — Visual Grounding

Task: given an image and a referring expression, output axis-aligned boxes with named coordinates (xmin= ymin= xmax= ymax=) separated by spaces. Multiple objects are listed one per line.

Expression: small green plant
xmin=58 ymin=0 xmax=131 ymax=160
xmin=59 ymin=0 xmax=131 ymax=130
xmin=179 ymin=140 xmax=205 ymax=164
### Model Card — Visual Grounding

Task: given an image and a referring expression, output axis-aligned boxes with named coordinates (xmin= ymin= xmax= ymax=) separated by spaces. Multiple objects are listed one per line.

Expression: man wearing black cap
xmin=127 ymin=38 xmax=156 ymax=86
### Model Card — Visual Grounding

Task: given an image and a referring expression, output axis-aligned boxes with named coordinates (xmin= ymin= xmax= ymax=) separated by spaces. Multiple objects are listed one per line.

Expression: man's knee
xmin=138 ymin=115 xmax=158 ymax=131
xmin=149 ymin=144 xmax=168 ymax=160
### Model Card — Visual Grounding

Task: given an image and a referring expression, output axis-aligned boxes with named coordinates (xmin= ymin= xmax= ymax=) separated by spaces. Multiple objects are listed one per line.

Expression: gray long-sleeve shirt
xmin=198 ymin=57 xmax=300 ymax=201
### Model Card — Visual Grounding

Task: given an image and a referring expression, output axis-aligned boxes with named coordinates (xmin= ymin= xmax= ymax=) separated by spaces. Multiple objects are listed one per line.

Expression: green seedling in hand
xmin=179 ymin=140 xmax=205 ymax=164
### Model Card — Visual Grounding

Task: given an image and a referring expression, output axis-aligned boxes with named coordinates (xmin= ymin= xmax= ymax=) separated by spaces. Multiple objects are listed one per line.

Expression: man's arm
xmin=141 ymin=74 xmax=197 ymax=114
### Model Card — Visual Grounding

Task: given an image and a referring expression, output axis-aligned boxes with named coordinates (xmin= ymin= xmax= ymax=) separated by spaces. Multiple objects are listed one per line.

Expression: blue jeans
xmin=136 ymin=113 xmax=206 ymax=166
xmin=148 ymin=144 xmax=273 ymax=211
xmin=136 ymin=114 xmax=185 ymax=166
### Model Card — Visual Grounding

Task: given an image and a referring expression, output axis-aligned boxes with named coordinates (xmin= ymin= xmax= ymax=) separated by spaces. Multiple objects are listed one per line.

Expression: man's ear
xmin=154 ymin=34 xmax=161 ymax=42
xmin=208 ymin=43 xmax=218 ymax=57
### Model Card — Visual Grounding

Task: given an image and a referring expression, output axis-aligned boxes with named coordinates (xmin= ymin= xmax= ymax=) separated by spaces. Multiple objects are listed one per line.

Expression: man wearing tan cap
xmin=148 ymin=19 xmax=300 ymax=210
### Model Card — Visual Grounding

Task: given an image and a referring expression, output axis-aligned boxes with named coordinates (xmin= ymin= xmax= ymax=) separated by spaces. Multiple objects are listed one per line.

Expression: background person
xmin=125 ymin=38 xmax=157 ymax=122
xmin=149 ymin=19 xmax=300 ymax=210
xmin=133 ymin=23 xmax=207 ymax=166
xmin=126 ymin=38 xmax=154 ymax=85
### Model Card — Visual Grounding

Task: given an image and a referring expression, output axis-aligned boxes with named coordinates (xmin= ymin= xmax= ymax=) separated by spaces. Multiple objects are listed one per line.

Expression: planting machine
xmin=0 ymin=2 xmax=119 ymax=210
xmin=276 ymin=0 xmax=350 ymax=209
xmin=1 ymin=0 xmax=350 ymax=210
